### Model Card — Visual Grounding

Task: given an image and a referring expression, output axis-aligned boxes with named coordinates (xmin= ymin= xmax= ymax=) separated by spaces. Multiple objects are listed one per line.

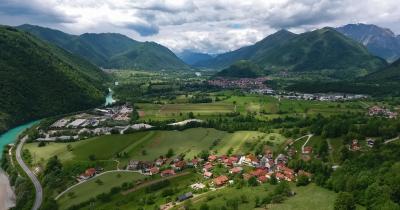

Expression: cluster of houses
xmin=277 ymin=93 xmax=367 ymax=101
xmin=208 ymin=77 xmax=270 ymax=90
xmin=368 ymin=106 xmax=398 ymax=119
xmin=126 ymin=150 xmax=311 ymax=190
xmin=349 ymin=138 xmax=375 ymax=151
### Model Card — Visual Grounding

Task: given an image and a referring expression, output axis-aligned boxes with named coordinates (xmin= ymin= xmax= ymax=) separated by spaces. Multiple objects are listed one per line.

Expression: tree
xmin=200 ymin=203 xmax=209 ymax=210
xmin=296 ymin=175 xmax=310 ymax=186
xmin=248 ymin=176 xmax=258 ymax=186
xmin=41 ymin=199 xmax=58 ymax=210
xmin=269 ymin=174 xmax=278 ymax=185
xmin=166 ymin=148 xmax=174 ymax=158
xmin=334 ymin=192 xmax=355 ymax=210
xmin=274 ymin=181 xmax=291 ymax=196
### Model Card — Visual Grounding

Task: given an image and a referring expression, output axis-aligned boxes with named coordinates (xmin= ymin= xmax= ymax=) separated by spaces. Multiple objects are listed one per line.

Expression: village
xmin=208 ymin=77 xmax=368 ymax=102
xmin=368 ymin=105 xmax=398 ymax=119
xmin=76 ymin=145 xmax=314 ymax=209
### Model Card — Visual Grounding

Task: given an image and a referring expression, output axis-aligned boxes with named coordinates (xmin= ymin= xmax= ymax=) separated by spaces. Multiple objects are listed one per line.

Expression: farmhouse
xmin=79 ymin=168 xmax=96 ymax=180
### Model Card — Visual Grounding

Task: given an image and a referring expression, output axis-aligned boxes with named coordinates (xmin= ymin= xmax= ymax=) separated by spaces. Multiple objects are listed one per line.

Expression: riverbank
xmin=0 ymin=169 xmax=15 ymax=210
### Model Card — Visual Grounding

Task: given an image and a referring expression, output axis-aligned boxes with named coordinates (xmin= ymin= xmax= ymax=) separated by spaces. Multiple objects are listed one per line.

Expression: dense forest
xmin=0 ymin=26 xmax=108 ymax=133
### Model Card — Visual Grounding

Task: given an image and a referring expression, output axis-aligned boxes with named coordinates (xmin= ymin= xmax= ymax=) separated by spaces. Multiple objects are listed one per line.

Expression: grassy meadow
xmin=57 ymin=171 xmax=145 ymax=209
xmin=24 ymin=128 xmax=288 ymax=169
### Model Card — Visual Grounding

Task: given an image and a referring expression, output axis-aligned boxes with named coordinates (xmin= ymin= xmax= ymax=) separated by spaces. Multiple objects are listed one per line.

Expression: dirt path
xmin=121 ymin=172 xmax=191 ymax=195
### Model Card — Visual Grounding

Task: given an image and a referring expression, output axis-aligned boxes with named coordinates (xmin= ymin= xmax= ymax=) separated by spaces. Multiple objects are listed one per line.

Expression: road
xmin=301 ymin=134 xmax=314 ymax=153
xmin=384 ymin=136 xmax=399 ymax=144
xmin=16 ymin=136 xmax=42 ymax=210
xmin=55 ymin=169 xmax=145 ymax=200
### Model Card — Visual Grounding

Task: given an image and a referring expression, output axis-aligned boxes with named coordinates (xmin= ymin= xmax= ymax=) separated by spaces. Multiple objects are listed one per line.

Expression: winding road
xmin=16 ymin=136 xmax=43 ymax=210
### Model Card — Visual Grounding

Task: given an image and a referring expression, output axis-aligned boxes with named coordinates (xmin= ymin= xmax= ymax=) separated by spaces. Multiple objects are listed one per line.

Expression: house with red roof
xmin=203 ymin=171 xmax=213 ymax=179
xmin=79 ymin=168 xmax=96 ymax=180
xmin=208 ymin=155 xmax=218 ymax=162
xmin=203 ymin=163 xmax=213 ymax=172
xmin=250 ymin=168 xmax=267 ymax=177
xmin=303 ymin=146 xmax=313 ymax=154
xmin=229 ymin=167 xmax=243 ymax=174
xmin=213 ymin=175 xmax=229 ymax=187
xmin=149 ymin=167 xmax=160 ymax=175
xmin=172 ymin=161 xmax=186 ymax=171
xmin=258 ymin=176 xmax=268 ymax=183
xmin=161 ymin=169 xmax=176 ymax=177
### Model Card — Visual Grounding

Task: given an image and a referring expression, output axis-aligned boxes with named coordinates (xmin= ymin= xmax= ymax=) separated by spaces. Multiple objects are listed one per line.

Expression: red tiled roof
xmin=84 ymin=168 xmax=96 ymax=177
xmin=258 ymin=176 xmax=267 ymax=183
xmin=251 ymin=169 xmax=267 ymax=177
xmin=214 ymin=175 xmax=229 ymax=186
xmin=150 ymin=167 xmax=159 ymax=174
xmin=161 ymin=169 xmax=175 ymax=176
xmin=203 ymin=171 xmax=213 ymax=177
xmin=230 ymin=167 xmax=243 ymax=174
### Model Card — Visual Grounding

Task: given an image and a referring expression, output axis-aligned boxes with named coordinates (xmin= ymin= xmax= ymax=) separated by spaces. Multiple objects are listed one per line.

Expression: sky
xmin=1 ymin=0 xmax=400 ymax=54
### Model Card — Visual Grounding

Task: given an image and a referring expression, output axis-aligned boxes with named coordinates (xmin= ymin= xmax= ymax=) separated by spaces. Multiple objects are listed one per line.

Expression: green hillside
xmin=0 ymin=26 xmax=107 ymax=133
xmin=200 ymin=29 xmax=296 ymax=69
xmin=363 ymin=58 xmax=400 ymax=82
xmin=17 ymin=24 xmax=189 ymax=71
xmin=215 ymin=60 xmax=263 ymax=78
xmin=201 ymin=28 xmax=387 ymax=78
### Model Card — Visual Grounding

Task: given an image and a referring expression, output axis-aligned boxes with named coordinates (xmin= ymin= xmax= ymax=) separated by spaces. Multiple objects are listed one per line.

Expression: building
xmin=178 ymin=192 xmax=193 ymax=202
xmin=213 ymin=175 xmax=229 ymax=187
xmin=367 ymin=138 xmax=375 ymax=148
xmin=79 ymin=168 xmax=96 ymax=180
xmin=149 ymin=167 xmax=160 ymax=175
xmin=203 ymin=171 xmax=213 ymax=179
xmin=161 ymin=169 xmax=176 ymax=177
xmin=229 ymin=167 xmax=243 ymax=174
xmin=303 ymin=146 xmax=313 ymax=154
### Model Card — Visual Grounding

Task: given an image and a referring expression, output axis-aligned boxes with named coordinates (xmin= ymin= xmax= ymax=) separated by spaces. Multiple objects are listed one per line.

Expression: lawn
xmin=79 ymin=172 xmax=200 ymax=210
xmin=186 ymin=183 xmax=339 ymax=210
xmin=24 ymin=132 xmax=154 ymax=165
xmin=136 ymin=103 xmax=235 ymax=120
xmin=57 ymin=171 xmax=146 ymax=209
xmin=270 ymin=184 xmax=336 ymax=210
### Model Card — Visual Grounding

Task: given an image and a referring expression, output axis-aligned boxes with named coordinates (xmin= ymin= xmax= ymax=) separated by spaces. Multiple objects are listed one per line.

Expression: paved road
xmin=16 ymin=136 xmax=42 ymax=210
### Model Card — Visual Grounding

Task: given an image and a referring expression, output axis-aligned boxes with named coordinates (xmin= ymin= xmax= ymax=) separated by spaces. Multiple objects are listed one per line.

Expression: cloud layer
xmin=1 ymin=0 xmax=400 ymax=53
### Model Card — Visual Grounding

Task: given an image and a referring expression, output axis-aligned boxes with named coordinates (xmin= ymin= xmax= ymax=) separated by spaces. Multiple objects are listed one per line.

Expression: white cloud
xmin=0 ymin=0 xmax=399 ymax=53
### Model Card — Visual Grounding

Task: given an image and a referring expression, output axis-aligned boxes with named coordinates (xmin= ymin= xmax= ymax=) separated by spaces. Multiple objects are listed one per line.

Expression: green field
xmin=57 ymin=171 xmax=145 ymax=209
xmin=182 ymin=183 xmax=338 ymax=210
xmin=24 ymin=128 xmax=287 ymax=168
xmin=135 ymin=94 xmax=366 ymax=122
xmin=136 ymin=103 xmax=235 ymax=120
xmin=78 ymin=172 xmax=200 ymax=210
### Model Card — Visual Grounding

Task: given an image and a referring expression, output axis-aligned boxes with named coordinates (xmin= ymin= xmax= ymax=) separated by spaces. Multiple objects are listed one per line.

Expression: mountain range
xmin=199 ymin=28 xmax=387 ymax=78
xmin=177 ymin=50 xmax=214 ymax=66
xmin=17 ymin=24 xmax=189 ymax=71
xmin=0 ymin=25 xmax=108 ymax=133
xmin=336 ymin=23 xmax=400 ymax=62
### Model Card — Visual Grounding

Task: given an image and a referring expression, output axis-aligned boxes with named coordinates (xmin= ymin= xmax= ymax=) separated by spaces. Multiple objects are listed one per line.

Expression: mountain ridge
xmin=17 ymin=24 xmax=189 ymax=71
xmin=201 ymin=28 xmax=387 ymax=78
xmin=336 ymin=23 xmax=400 ymax=62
